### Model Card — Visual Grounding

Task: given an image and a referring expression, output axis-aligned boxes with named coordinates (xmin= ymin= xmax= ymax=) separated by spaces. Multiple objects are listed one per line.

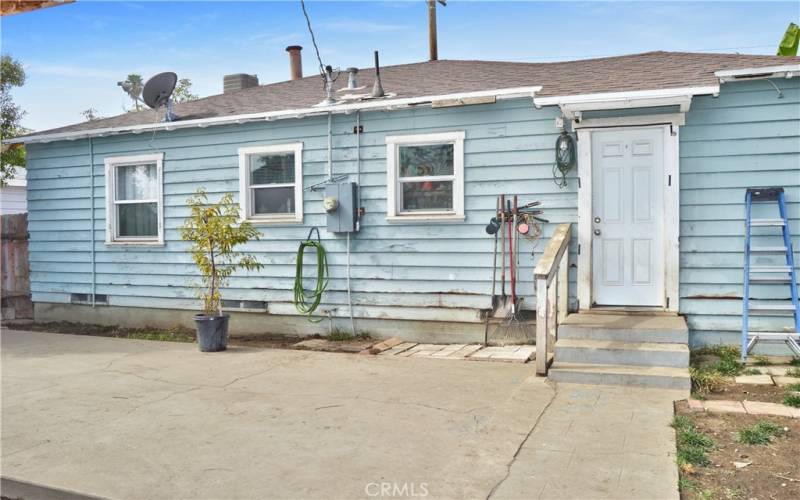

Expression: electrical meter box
xmin=325 ymin=182 xmax=358 ymax=233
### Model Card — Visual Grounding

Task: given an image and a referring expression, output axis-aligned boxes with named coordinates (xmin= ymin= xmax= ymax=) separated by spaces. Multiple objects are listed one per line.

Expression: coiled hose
xmin=553 ymin=131 xmax=576 ymax=188
xmin=294 ymin=228 xmax=329 ymax=321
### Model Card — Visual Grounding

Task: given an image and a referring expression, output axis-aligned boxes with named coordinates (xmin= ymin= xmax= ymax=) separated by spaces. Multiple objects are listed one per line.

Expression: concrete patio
xmin=2 ymin=330 xmax=682 ymax=499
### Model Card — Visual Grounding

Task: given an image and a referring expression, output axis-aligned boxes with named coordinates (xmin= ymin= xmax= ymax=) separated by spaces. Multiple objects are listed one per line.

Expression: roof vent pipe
xmin=346 ymin=67 xmax=359 ymax=89
xmin=371 ymin=51 xmax=385 ymax=98
xmin=286 ymin=45 xmax=303 ymax=80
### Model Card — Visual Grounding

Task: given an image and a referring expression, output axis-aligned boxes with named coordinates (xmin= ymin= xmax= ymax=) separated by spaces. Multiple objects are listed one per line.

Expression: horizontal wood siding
xmin=680 ymin=78 xmax=800 ymax=342
xmin=26 ymin=99 xmax=573 ymax=324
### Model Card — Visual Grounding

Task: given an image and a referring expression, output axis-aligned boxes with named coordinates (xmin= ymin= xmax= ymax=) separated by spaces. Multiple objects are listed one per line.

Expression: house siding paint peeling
xmin=26 ymin=98 xmax=570 ymax=337
xmin=24 ymin=78 xmax=800 ymax=344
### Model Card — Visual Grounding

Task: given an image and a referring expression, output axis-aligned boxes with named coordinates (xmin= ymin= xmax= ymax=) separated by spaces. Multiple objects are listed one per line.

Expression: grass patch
xmin=126 ymin=328 xmax=195 ymax=342
xmin=786 ymin=367 xmax=800 ymax=378
xmin=737 ymin=420 xmax=786 ymax=445
xmin=325 ymin=329 xmax=371 ymax=342
xmin=783 ymin=393 xmax=800 ymax=408
xmin=673 ymin=415 xmax=714 ymax=470
xmin=741 ymin=368 xmax=762 ymax=375
xmin=784 ymin=383 xmax=800 ymax=392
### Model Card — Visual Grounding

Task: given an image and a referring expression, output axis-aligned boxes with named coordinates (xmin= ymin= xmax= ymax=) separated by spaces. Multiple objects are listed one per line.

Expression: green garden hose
xmin=294 ymin=228 xmax=329 ymax=321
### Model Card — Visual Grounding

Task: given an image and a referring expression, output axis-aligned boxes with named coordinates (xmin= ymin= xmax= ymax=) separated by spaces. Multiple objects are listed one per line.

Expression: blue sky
xmin=2 ymin=1 xmax=798 ymax=131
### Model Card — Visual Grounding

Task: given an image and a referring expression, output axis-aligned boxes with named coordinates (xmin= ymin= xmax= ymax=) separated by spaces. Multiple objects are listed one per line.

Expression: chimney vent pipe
xmin=371 ymin=51 xmax=384 ymax=98
xmin=286 ymin=45 xmax=303 ymax=80
xmin=346 ymin=67 xmax=359 ymax=89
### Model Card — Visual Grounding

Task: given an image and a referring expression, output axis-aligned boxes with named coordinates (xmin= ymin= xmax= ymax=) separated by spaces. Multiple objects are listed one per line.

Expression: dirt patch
xmin=2 ymin=321 xmax=376 ymax=353
xmin=675 ymin=401 xmax=800 ymax=500
xmin=702 ymin=382 xmax=789 ymax=403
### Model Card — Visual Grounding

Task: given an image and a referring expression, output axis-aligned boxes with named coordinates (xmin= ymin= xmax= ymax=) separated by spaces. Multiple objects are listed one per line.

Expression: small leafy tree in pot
xmin=180 ymin=188 xmax=262 ymax=351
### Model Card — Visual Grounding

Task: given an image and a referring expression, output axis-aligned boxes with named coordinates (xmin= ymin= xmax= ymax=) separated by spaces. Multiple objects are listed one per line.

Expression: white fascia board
xmin=534 ymin=85 xmax=719 ymax=108
xmin=715 ymin=64 xmax=799 ymax=82
xmin=4 ymin=86 xmax=542 ymax=145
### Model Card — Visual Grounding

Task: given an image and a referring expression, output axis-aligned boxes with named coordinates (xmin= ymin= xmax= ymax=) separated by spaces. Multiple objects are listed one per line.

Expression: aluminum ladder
xmin=741 ymin=187 xmax=800 ymax=361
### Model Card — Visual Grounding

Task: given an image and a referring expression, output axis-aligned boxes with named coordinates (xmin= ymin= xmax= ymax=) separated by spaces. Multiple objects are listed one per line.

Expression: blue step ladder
xmin=742 ymin=187 xmax=800 ymax=361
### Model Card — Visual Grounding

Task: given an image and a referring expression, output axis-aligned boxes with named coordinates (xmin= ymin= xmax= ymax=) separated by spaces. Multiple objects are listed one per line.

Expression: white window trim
xmin=238 ymin=143 xmax=303 ymax=224
xmin=385 ymin=131 xmax=465 ymax=222
xmin=104 ymin=153 xmax=164 ymax=246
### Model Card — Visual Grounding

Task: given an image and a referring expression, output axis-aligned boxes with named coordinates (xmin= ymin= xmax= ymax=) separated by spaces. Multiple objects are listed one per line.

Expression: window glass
xmin=250 ymin=153 xmax=295 ymax=185
xmin=118 ymin=202 xmax=158 ymax=237
xmin=253 ymin=186 xmax=295 ymax=215
xmin=116 ymin=164 xmax=157 ymax=200
xmin=399 ymin=144 xmax=454 ymax=177
xmin=401 ymin=181 xmax=453 ymax=211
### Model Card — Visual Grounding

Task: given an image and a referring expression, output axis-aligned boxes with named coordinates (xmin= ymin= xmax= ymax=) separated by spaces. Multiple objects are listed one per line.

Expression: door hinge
xmin=577 ymin=244 xmax=581 ymax=255
xmin=668 ymin=174 xmax=672 ymax=187
xmin=578 ymin=177 xmax=582 ymax=189
xmin=666 ymin=296 xmax=670 ymax=309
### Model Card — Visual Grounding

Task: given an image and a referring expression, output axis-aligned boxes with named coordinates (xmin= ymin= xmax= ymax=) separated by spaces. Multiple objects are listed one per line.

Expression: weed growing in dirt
xmin=789 ymin=358 xmax=800 ymax=367
xmin=689 ymin=345 xmax=746 ymax=396
xmin=325 ymin=329 xmax=371 ymax=342
xmin=783 ymin=394 xmax=800 ymax=408
xmin=737 ymin=420 xmax=786 ymax=445
xmin=741 ymin=368 xmax=762 ymax=375
xmin=784 ymin=383 xmax=800 ymax=392
xmin=673 ymin=415 xmax=714 ymax=469
xmin=752 ymin=355 xmax=771 ymax=366
xmin=690 ymin=368 xmax=728 ymax=397
xmin=786 ymin=367 xmax=800 ymax=378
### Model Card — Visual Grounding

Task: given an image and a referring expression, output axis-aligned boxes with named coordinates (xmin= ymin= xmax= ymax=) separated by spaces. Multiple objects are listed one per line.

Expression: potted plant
xmin=180 ymin=188 xmax=262 ymax=351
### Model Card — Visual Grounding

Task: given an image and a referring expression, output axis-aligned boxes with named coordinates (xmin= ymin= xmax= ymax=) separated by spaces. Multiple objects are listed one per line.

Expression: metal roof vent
xmin=346 ymin=67 xmax=359 ymax=89
xmin=223 ymin=73 xmax=259 ymax=94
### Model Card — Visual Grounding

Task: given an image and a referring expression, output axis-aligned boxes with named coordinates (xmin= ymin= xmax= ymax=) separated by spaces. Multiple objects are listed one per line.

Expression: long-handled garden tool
xmin=488 ymin=195 xmax=535 ymax=345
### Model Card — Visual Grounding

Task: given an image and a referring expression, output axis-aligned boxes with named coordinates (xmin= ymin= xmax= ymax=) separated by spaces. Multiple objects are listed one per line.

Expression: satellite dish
xmin=143 ymin=72 xmax=177 ymax=108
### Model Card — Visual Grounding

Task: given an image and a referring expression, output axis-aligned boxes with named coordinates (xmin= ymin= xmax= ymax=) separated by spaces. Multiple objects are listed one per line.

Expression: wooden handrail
xmin=533 ymin=223 xmax=571 ymax=285
xmin=535 ymin=223 xmax=572 ymax=375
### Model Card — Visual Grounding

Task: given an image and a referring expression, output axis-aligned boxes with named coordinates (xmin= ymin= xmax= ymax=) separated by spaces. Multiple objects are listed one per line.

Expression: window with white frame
xmin=104 ymin=153 xmax=164 ymax=244
xmin=386 ymin=131 xmax=465 ymax=220
xmin=238 ymin=143 xmax=303 ymax=223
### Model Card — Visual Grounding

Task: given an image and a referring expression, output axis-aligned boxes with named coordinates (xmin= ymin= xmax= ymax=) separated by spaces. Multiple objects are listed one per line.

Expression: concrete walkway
xmin=2 ymin=330 xmax=681 ymax=499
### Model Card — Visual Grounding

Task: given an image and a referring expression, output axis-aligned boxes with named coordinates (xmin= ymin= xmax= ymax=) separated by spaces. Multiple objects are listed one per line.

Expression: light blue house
xmin=7 ymin=51 xmax=800 ymax=375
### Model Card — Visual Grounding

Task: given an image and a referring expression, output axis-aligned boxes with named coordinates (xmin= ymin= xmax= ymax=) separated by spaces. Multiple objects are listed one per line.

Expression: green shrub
xmin=737 ymin=420 xmax=785 ymax=445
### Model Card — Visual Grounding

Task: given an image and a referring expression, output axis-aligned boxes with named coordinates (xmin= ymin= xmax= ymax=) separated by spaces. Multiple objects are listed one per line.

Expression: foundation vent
xmin=70 ymin=293 xmax=108 ymax=305
xmin=221 ymin=299 xmax=267 ymax=312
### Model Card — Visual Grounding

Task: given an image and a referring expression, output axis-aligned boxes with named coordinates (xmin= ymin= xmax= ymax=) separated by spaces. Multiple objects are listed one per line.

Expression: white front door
xmin=591 ymin=127 xmax=665 ymax=307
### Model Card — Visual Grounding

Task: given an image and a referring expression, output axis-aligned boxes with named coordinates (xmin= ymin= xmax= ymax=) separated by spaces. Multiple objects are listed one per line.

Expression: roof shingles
xmin=32 ymin=51 xmax=800 ymax=136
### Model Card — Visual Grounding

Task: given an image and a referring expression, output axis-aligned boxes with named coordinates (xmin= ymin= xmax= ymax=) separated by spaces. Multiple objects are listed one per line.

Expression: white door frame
xmin=576 ymin=118 xmax=681 ymax=312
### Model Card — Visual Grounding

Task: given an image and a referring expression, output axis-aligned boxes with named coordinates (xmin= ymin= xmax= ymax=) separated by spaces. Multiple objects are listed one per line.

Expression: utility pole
xmin=428 ymin=0 xmax=446 ymax=61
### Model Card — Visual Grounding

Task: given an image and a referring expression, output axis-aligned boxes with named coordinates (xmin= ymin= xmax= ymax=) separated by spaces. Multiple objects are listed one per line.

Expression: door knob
xmin=594 ymin=217 xmax=601 ymax=223
xmin=594 ymin=229 xmax=601 ymax=236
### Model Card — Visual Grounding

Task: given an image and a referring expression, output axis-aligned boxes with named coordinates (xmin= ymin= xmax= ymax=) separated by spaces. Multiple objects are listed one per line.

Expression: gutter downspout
xmin=89 ymin=137 xmax=96 ymax=307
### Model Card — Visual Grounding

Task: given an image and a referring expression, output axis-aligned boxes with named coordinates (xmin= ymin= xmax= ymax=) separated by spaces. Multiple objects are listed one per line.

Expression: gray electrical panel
xmin=325 ymin=182 xmax=358 ymax=233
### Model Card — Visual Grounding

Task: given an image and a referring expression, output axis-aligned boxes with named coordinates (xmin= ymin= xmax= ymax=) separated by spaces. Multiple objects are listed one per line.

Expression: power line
xmin=300 ymin=0 xmax=325 ymax=73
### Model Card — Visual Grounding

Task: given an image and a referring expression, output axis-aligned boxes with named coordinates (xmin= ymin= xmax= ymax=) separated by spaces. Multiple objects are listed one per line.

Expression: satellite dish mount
xmin=143 ymin=72 xmax=179 ymax=122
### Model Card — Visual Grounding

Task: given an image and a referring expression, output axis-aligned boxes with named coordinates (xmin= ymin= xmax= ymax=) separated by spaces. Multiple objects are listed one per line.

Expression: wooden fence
xmin=1 ymin=213 xmax=32 ymax=320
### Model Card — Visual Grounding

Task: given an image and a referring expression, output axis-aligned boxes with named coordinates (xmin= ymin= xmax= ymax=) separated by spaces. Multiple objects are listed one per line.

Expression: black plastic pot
xmin=194 ymin=314 xmax=229 ymax=352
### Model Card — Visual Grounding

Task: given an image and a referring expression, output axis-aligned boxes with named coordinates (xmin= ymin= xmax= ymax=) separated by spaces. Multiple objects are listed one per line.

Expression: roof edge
xmin=5 ymin=86 xmax=542 ymax=145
